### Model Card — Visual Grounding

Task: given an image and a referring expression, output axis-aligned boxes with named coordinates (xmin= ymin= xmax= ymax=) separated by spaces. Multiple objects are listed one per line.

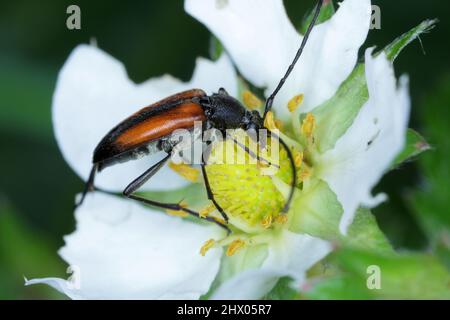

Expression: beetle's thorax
xmin=201 ymin=91 xmax=263 ymax=131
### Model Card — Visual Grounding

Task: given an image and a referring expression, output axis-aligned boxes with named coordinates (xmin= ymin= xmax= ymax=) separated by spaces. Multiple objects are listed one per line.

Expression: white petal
xmin=185 ymin=0 xmax=371 ymax=120
xmin=186 ymin=0 xmax=299 ymax=89
xmin=53 ymin=44 xmax=238 ymax=192
xmin=318 ymin=48 xmax=411 ymax=234
xmin=210 ymin=269 xmax=287 ymax=300
xmin=26 ymin=192 xmax=224 ymax=299
xmin=211 ymin=232 xmax=331 ymax=299
xmin=25 ymin=277 xmax=84 ymax=300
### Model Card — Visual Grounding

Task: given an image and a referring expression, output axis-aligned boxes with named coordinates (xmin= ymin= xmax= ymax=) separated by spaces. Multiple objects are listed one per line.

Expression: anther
xmin=298 ymin=164 xmax=312 ymax=181
xmin=264 ymin=111 xmax=278 ymax=131
xmin=275 ymin=214 xmax=288 ymax=225
xmin=200 ymin=203 xmax=216 ymax=218
xmin=200 ymin=239 xmax=216 ymax=256
xmin=288 ymin=94 xmax=304 ymax=113
xmin=261 ymin=214 xmax=273 ymax=229
xmin=301 ymin=113 xmax=316 ymax=139
xmin=226 ymin=239 xmax=245 ymax=256
xmin=294 ymin=151 xmax=304 ymax=168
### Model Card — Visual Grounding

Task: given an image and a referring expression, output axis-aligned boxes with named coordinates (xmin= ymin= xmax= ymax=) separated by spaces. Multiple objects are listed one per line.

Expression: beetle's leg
xmin=226 ymin=133 xmax=280 ymax=169
xmin=125 ymin=193 xmax=231 ymax=234
xmin=119 ymin=151 xmax=231 ymax=233
xmin=200 ymin=141 xmax=230 ymax=223
xmin=200 ymin=164 xmax=230 ymax=223
xmin=123 ymin=154 xmax=171 ymax=196
xmin=75 ymin=163 xmax=98 ymax=208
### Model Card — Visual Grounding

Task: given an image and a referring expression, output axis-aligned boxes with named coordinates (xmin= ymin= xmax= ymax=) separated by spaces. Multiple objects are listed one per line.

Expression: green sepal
xmin=393 ymin=129 xmax=430 ymax=168
xmin=201 ymin=244 xmax=268 ymax=300
xmin=313 ymin=63 xmax=368 ymax=154
xmin=384 ymin=19 xmax=438 ymax=61
xmin=288 ymin=180 xmax=392 ymax=254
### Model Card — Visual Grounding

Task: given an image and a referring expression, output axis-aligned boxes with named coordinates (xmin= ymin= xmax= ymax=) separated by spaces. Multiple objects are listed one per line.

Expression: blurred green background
xmin=0 ymin=0 xmax=449 ymax=299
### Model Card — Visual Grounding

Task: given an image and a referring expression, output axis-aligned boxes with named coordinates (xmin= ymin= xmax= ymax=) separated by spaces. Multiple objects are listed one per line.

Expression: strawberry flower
xmin=26 ymin=0 xmax=426 ymax=299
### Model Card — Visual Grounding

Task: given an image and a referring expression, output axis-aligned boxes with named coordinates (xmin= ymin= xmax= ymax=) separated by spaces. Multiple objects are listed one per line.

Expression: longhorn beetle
xmin=77 ymin=0 xmax=324 ymax=233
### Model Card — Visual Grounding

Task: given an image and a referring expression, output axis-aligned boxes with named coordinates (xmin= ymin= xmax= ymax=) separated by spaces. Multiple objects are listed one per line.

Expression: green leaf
xmin=393 ymin=129 xmax=431 ymax=168
xmin=289 ymin=180 xmax=392 ymax=253
xmin=409 ymin=75 xmax=450 ymax=266
xmin=338 ymin=249 xmax=450 ymax=299
xmin=305 ymin=249 xmax=450 ymax=300
xmin=304 ymin=274 xmax=375 ymax=300
xmin=0 ymin=201 xmax=66 ymax=299
xmin=312 ymin=20 xmax=437 ymax=154
xmin=0 ymin=56 xmax=54 ymax=140
xmin=384 ymin=19 xmax=438 ymax=61
xmin=299 ymin=0 xmax=335 ymax=34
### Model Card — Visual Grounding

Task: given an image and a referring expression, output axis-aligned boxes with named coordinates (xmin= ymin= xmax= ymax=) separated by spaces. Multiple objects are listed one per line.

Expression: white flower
xmin=27 ymin=0 xmax=411 ymax=299
xmin=26 ymin=43 xmax=330 ymax=299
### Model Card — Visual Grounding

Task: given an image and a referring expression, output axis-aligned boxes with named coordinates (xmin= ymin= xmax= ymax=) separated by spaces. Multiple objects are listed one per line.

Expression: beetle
xmin=77 ymin=0 xmax=324 ymax=233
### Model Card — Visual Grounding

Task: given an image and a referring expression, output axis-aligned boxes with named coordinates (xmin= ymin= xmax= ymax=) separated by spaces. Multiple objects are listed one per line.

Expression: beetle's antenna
xmin=263 ymin=0 xmax=324 ymax=120
xmin=266 ymin=128 xmax=297 ymax=213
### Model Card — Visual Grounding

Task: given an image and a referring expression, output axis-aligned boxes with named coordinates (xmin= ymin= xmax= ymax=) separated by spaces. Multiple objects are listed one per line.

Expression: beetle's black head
xmin=202 ymin=88 xmax=264 ymax=132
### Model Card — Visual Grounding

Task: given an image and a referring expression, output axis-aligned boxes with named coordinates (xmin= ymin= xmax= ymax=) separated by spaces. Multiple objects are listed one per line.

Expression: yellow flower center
xmin=205 ymin=131 xmax=294 ymax=233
